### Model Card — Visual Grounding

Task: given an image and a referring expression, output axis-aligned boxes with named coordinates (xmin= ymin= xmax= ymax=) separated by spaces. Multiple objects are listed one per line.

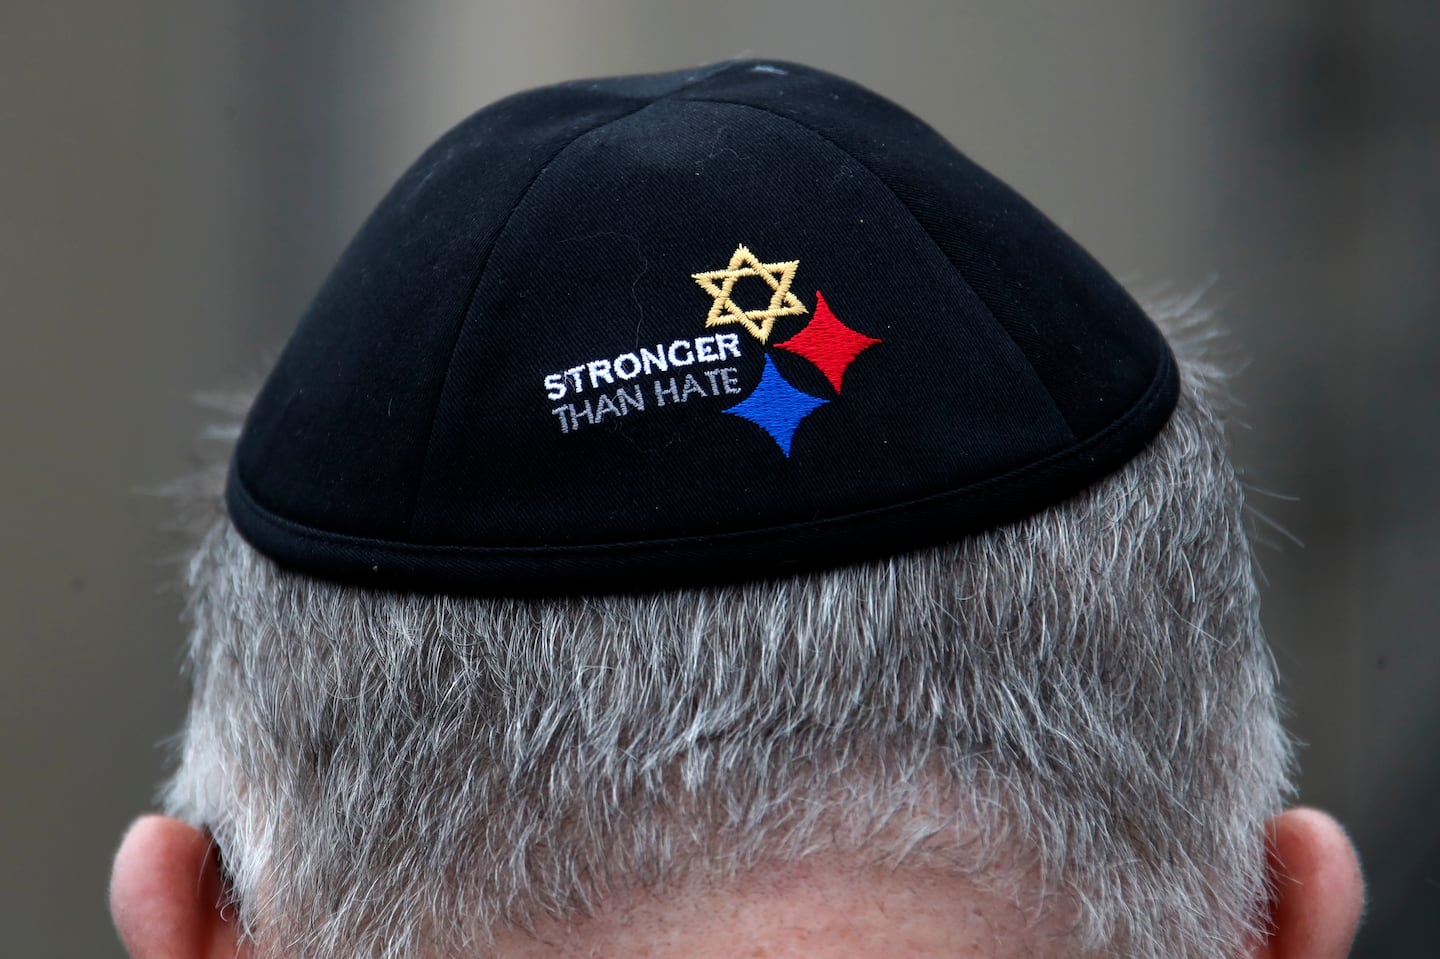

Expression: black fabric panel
xmin=675 ymin=61 xmax=1166 ymax=441
xmin=233 ymin=73 xmax=706 ymax=540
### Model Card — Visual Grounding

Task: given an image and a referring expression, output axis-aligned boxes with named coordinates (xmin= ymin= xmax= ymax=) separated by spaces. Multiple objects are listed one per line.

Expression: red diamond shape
xmin=773 ymin=291 xmax=882 ymax=393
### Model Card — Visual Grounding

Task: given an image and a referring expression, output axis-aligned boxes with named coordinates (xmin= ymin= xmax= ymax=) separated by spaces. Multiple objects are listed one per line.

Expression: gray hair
xmin=164 ymin=299 xmax=1292 ymax=959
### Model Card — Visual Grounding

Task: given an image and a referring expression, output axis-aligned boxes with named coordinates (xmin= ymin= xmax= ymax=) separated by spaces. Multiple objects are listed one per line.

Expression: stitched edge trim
xmin=227 ymin=348 xmax=1177 ymax=573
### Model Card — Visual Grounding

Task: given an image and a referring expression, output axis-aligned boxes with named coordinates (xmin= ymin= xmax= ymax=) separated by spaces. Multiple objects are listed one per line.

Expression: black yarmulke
xmin=227 ymin=59 xmax=1178 ymax=594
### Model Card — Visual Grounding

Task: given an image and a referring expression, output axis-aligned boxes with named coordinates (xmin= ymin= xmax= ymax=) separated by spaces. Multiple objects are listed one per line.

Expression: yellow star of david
xmin=691 ymin=244 xmax=808 ymax=343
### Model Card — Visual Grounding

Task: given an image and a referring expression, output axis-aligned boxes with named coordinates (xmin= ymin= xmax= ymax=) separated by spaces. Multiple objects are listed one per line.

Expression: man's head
xmin=111 ymin=62 xmax=1362 ymax=958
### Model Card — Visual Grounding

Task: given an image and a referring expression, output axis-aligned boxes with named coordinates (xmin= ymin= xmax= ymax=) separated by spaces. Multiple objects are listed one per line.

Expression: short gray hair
xmin=165 ymin=300 xmax=1292 ymax=959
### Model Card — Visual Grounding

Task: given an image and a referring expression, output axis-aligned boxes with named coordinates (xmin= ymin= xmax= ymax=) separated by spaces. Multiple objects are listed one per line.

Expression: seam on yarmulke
xmin=405 ymin=97 xmax=668 ymax=537
xmin=678 ymin=95 xmax=1079 ymax=446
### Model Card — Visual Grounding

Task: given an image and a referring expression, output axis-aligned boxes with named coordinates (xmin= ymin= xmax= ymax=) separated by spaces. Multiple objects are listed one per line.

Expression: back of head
xmin=164 ymin=61 xmax=1290 ymax=959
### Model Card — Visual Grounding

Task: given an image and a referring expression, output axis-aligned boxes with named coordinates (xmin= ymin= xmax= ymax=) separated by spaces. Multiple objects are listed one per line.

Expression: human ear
xmin=109 ymin=815 xmax=243 ymax=959
xmin=1252 ymin=807 xmax=1364 ymax=959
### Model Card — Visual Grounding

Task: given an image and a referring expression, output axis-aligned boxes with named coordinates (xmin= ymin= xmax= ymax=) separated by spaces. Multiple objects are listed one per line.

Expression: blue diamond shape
xmin=725 ymin=355 xmax=828 ymax=456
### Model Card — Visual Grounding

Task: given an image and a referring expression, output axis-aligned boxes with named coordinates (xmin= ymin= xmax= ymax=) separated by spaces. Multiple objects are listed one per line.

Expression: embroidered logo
xmin=693 ymin=245 xmax=882 ymax=456
xmin=691 ymin=245 xmax=807 ymax=343
xmin=540 ymin=244 xmax=881 ymax=456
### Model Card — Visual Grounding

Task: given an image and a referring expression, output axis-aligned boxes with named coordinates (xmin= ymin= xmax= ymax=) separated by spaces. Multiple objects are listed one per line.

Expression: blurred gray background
xmin=2 ymin=2 xmax=1436 ymax=955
